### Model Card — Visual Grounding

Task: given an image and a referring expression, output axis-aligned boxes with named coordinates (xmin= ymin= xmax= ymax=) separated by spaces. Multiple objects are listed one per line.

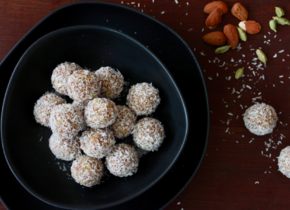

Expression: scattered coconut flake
xmin=200 ymin=51 xmax=206 ymax=56
xmin=279 ymin=50 xmax=284 ymax=53
xmin=236 ymin=43 xmax=242 ymax=51
xmin=255 ymin=181 xmax=259 ymax=184
xmin=161 ymin=11 xmax=165 ymax=14
xmin=219 ymin=62 xmax=226 ymax=67
xmin=273 ymin=53 xmax=277 ymax=58
xmin=231 ymin=88 xmax=235 ymax=94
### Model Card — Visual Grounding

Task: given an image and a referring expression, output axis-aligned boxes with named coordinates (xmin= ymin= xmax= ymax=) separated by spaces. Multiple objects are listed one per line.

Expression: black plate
xmin=2 ymin=25 xmax=188 ymax=209
xmin=0 ymin=2 xmax=209 ymax=210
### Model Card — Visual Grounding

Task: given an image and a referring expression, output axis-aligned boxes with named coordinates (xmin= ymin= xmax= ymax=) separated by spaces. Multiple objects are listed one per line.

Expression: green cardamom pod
xmin=273 ymin=16 xmax=290 ymax=25
xmin=215 ymin=45 xmax=231 ymax=54
xmin=236 ymin=26 xmax=247 ymax=41
xmin=269 ymin=19 xmax=277 ymax=32
xmin=275 ymin=7 xmax=285 ymax=17
xmin=235 ymin=67 xmax=244 ymax=80
xmin=256 ymin=49 xmax=267 ymax=65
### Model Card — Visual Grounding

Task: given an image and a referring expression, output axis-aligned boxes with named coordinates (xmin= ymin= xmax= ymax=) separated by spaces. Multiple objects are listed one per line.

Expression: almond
xmin=239 ymin=20 xmax=261 ymax=34
xmin=205 ymin=8 xmax=222 ymax=29
xmin=204 ymin=1 xmax=228 ymax=15
xmin=223 ymin=24 xmax=239 ymax=49
xmin=231 ymin=3 xmax=248 ymax=21
xmin=202 ymin=31 xmax=227 ymax=46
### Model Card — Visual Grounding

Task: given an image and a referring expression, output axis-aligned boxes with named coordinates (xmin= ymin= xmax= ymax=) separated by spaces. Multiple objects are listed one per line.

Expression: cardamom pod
xmin=275 ymin=7 xmax=285 ymax=17
xmin=273 ymin=16 xmax=290 ymax=25
xmin=235 ymin=67 xmax=244 ymax=80
xmin=236 ymin=26 xmax=247 ymax=41
xmin=269 ymin=19 xmax=277 ymax=32
xmin=256 ymin=49 xmax=267 ymax=65
xmin=215 ymin=45 xmax=231 ymax=54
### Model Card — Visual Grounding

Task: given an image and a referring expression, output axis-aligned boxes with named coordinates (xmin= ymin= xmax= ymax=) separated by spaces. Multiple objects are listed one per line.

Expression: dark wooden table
xmin=1 ymin=0 xmax=290 ymax=209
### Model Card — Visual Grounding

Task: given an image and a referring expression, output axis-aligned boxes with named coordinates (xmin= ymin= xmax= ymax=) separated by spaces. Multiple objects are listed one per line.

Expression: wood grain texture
xmin=1 ymin=0 xmax=290 ymax=209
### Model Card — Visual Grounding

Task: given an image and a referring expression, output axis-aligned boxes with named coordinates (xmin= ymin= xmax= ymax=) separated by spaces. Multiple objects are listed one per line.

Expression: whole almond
xmin=231 ymin=3 xmax=248 ymax=21
xmin=206 ymin=8 xmax=222 ymax=29
xmin=239 ymin=20 xmax=261 ymax=34
xmin=204 ymin=1 xmax=228 ymax=15
xmin=202 ymin=31 xmax=227 ymax=46
xmin=223 ymin=24 xmax=239 ymax=49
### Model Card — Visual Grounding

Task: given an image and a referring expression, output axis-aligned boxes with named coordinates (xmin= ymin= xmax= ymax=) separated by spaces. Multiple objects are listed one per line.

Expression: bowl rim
xmin=1 ymin=25 xmax=189 ymax=210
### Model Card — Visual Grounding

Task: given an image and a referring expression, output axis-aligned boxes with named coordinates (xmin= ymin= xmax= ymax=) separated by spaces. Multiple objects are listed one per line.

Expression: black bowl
xmin=1 ymin=25 xmax=188 ymax=209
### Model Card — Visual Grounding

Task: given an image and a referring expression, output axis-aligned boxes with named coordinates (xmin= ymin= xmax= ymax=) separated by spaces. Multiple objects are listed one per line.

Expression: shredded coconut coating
xmin=133 ymin=117 xmax=165 ymax=151
xmin=50 ymin=104 xmax=84 ymax=138
xmin=67 ymin=70 xmax=101 ymax=102
xmin=72 ymin=101 xmax=89 ymax=130
xmin=80 ymin=129 xmax=115 ymax=159
xmin=51 ymin=62 xmax=83 ymax=95
xmin=278 ymin=146 xmax=290 ymax=178
xmin=33 ymin=92 xmax=66 ymax=127
xmin=72 ymin=100 xmax=89 ymax=116
xmin=95 ymin=66 xmax=124 ymax=99
xmin=110 ymin=105 xmax=137 ymax=139
xmin=71 ymin=155 xmax=104 ymax=187
xmin=49 ymin=133 xmax=81 ymax=161
xmin=126 ymin=82 xmax=160 ymax=116
xmin=84 ymin=98 xmax=117 ymax=129
xmin=243 ymin=103 xmax=278 ymax=136
xmin=105 ymin=143 xmax=139 ymax=177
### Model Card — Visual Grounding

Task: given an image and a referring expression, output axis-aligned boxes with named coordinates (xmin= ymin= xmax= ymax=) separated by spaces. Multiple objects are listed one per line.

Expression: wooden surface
xmin=1 ymin=0 xmax=290 ymax=209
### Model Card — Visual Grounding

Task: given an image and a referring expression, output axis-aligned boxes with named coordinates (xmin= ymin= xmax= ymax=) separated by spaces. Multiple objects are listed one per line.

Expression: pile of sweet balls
xmin=33 ymin=62 xmax=165 ymax=187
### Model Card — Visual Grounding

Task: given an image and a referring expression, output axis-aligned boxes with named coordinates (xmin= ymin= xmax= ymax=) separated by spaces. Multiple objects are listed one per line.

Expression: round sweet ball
xmin=243 ymin=102 xmax=278 ymax=136
xmin=278 ymin=146 xmax=290 ymax=178
xmin=80 ymin=129 xmax=115 ymax=159
xmin=51 ymin=62 xmax=82 ymax=95
xmin=84 ymin=98 xmax=117 ymax=129
xmin=49 ymin=133 xmax=81 ymax=161
xmin=133 ymin=117 xmax=165 ymax=151
xmin=67 ymin=70 xmax=101 ymax=102
xmin=50 ymin=104 xmax=84 ymax=138
xmin=126 ymin=82 xmax=160 ymax=116
xmin=71 ymin=155 xmax=104 ymax=187
xmin=110 ymin=105 xmax=137 ymax=139
xmin=105 ymin=143 xmax=139 ymax=177
xmin=33 ymin=92 xmax=66 ymax=127
xmin=95 ymin=66 xmax=124 ymax=99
